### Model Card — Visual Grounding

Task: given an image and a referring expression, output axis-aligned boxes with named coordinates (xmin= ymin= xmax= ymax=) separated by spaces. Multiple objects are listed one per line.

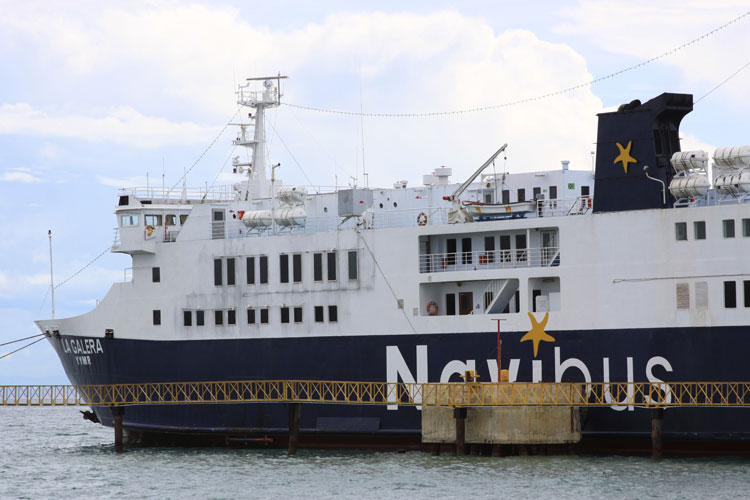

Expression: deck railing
xmin=419 ymin=247 xmax=560 ymax=273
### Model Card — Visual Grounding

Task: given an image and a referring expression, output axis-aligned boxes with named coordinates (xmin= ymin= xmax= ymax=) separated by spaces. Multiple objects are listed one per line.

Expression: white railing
xmin=119 ymin=185 xmax=239 ymax=203
xmin=476 ymin=279 xmax=506 ymax=314
xmin=419 ymin=247 xmax=560 ymax=273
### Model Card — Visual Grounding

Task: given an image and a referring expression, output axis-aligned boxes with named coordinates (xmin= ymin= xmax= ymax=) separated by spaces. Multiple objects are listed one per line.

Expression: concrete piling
xmin=454 ymin=407 xmax=467 ymax=456
xmin=651 ymin=408 xmax=664 ymax=459
xmin=111 ymin=406 xmax=124 ymax=453
xmin=287 ymin=403 xmax=301 ymax=455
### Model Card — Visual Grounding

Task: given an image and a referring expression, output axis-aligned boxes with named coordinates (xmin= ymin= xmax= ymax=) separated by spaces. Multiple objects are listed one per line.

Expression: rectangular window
xmin=293 ymin=254 xmax=302 ymax=283
xmin=280 ymin=254 xmax=290 ymax=283
xmin=502 ymin=189 xmax=510 ymax=204
xmin=153 ymin=310 xmax=161 ymax=326
xmin=227 ymin=309 xmax=236 ymax=325
xmin=446 ymin=239 xmax=457 ymax=266
xmin=180 ymin=214 xmax=188 ymax=225
xmin=517 ymin=188 xmax=526 ymax=202
xmin=315 ymin=306 xmax=324 ymax=323
xmin=247 ymin=308 xmax=256 ymax=324
xmin=165 ymin=214 xmax=176 ymax=226
xmin=500 ymin=235 xmax=511 ymax=262
xmin=696 ymin=282 xmax=708 ymax=310
xmin=723 ymin=219 xmax=735 ymax=238
xmin=214 ymin=258 xmax=222 ymax=286
xmin=743 ymin=219 xmax=750 ymax=237
xmin=676 ymin=283 xmax=690 ymax=310
xmin=461 ymin=238 xmax=472 ymax=265
xmin=348 ymin=251 xmax=358 ymax=280
xmin=533 ymin=187 xmax=541 ymax=200
xmin=446 ymin=293 xmax=456 ymax=316
xmin=226 ymin=258 xmax=235 ymax=286
xmin=549 ymin=186 xmax=557 ymax=199
xmin=515 ymin=234 xmax=527 ymax=262
xmin=581 ymin=186 xmax=590 ymax=196
xmin=313 ymin=253 xmax=323 ymax=281
xmin=484 ymin=236 xmax=495 ymax=264
xmin=280 ymin=307 xmax=290 ymax=324
xmin=196 ymin=310 xmax=204 ymax=326
xmin=259 ymin=256 xmax=268 ymax=284
xmin=327 ymin=252 xmax=337 ymax=281
xmin=260 ymin=308 xmax=269 ymax=324
xmin=724 ymin=281 xmax=737 ymax=308
xmin=745 ymin=281 xmax=750 ymax=308
xmin=246 ymin=257 xmax=255 ymax=284
xmin=328 ymin=305 xmax=338 ymax=322
xmin=152 ymin=267 xmax=160 ymax=282
xmin=183 ymin=310 xmax=192 ymax=326
xmin=215 ymin=310 xmax=223 ymax=325
xmin=120 ymin=214 xmax=139 ymax=227
xmin=694 ymin=221 xmax=706 ymax=240
xmin=294 ymin=306 xmax=303 ymax=323
xmin=484 ymin=191 xmax=493 ymax=204
xmin=145 ymin=214 xmax=163 ymax=226
xmin=675 ymin=222 xmax=687 ymax=241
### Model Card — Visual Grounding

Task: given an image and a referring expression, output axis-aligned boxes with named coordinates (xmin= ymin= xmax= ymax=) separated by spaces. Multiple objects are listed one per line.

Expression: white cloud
xmin=0 ymin=169 xmax=43 ymax=182
xmin=0 ymin=103 xmax=217 ymax=148
xmin=97 ymin=174 xmax=147 ymax=188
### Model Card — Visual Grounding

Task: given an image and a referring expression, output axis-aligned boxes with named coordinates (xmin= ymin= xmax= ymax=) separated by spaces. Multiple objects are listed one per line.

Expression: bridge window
xmin=313 ymin=253 xmax=323 ymax=281
xmin=180 ymin=214 xmax=189 ymax=225
xmin=315 ymin=306 xmax=324 ymax=322
xmin=227 ymin=309 xmax=236 ymax=325
xmin=183 ymin=310 xmax=192 ymax=326
xmin=675 ymin=222 xmax=687 ymax=241
xmin=280 ymin=254 xmax=289 ymax=283
xmin=153 ymin=310 xmax=161 ymax=326
xmin=120 ymin=214 xmax=139 ymax=227
xmin=227 ymin=258 xmax=235 ymax=286
xmin=214 ymin=259 xmax=222 ymax=286
xmin=348 ymin=251 xmax=358 ymax=280
xmin=724 ymin=281 xmax=737 ymax=308
xmin=196 ymin=310 xmax=204 ymax=326
xmin=280 ymin=306 xmax=290 ymax=324
xmin=328 ymin=305 xmax=338 ymax=322
xmin=694 ymin=221 xmax=706 ymax=240
xmin=145 ymin=214 xmax=162 ymax=226
xmin=327 ymin=252 xmax=337 ymax=281
xmin=723 ymin=219 xmax=735 ymax=238
xmin=165 ymin=214 xmax=177 ymax=226
xmin=259 ymin=256 xmax=268 ymax=284
xmin=247 ymin=308 xmax=256 ymax=324
xmin=152 ymin=267 xmax=160 ymax=282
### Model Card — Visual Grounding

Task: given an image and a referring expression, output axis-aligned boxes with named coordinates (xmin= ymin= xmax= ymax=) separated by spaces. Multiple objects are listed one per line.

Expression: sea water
xmin=1 ymin=407 xmax=748 ymax=500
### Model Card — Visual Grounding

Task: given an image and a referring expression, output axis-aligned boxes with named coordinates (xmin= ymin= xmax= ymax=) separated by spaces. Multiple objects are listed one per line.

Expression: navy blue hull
xmin=49 ymin=326 xmax=750 ymax=442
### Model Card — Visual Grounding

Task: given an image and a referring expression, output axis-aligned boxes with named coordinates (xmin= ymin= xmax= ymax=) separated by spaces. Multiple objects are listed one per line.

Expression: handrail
xmin=419 ymin=247 xmax=560 ymax=273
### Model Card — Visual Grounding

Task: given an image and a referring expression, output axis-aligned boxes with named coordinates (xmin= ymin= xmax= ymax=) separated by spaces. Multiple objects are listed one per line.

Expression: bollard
xmin=651 ymin=408 xmax=664 ymax=459
xmin=454 ymin=407 xmax=467 ymax=456
xmin=111 ymin=406 xmax=124 ymax=453
xmin=287 ymin=403 xmax=301 ymax=455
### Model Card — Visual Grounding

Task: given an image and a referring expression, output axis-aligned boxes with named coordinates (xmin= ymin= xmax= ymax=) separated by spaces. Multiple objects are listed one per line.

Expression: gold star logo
xmin=614 ymin=140 xmax=637 ymax=174
xmin=520 ymin=312 xmax=555 ymax=357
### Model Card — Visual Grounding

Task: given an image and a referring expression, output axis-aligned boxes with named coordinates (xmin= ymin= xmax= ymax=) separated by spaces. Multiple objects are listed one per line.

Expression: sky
xmin=1 ymin=0 xmax=749 ymax=384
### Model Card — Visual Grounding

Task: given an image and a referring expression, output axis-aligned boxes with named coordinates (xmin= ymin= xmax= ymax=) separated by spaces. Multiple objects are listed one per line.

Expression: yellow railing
xmin=2 ymin=380 xmax=750 ymax=407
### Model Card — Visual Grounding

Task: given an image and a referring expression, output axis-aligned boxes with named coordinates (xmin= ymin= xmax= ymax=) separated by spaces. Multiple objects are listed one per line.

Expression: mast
xmin=234 ymin=75 xmax=287 ymax=200
xmin=48 ymin=230 xmax=55 ymax=319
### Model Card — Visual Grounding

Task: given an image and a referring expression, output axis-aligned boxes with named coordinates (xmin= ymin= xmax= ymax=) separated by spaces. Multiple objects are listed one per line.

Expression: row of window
xmin=214 ymin=251 xmax=358 ymax=286
xmin=445 ymin=235 xmax=527 ymax=264
xmin=489 ymin=185 xmax=589 ymax=204
xmin=120 ymin=213 xmax=188 ymax=227
xmin=676 ymin=280 xmax=750 ymax=310
xmin=675 ymin=219 xmax=750 ymax=241
xmin=724 ymin=280 xmax=750 ymax=309
xmin=150 ymin=305 xmax=340 ymax=326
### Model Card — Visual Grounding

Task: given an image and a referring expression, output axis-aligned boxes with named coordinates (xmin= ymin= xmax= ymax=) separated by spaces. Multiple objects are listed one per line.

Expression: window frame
xmin=153 ymin=310 xmax=161 ymax=326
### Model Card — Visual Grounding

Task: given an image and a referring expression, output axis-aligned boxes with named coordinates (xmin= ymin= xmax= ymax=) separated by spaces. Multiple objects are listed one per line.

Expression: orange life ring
xmin=417 ymin=212 xmax=428 ymax=226
xmin=146 ymin=225 xmax=154 ymax=236
xmin=426 ymin=301 xmax=438 ymax=316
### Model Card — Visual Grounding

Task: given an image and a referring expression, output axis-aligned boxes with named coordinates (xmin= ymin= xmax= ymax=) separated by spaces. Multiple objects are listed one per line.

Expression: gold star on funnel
xmin=614 ymin=140 xmax=637 ymax=174
xmin=520 ymin=312 xmax=555 ymax=357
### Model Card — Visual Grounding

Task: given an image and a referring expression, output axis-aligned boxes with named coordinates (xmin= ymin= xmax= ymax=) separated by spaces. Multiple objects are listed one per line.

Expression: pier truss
xmin=3 ymin=380 xmax=750 ymax=408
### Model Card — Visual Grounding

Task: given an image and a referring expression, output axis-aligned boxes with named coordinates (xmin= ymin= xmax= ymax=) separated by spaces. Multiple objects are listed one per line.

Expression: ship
xmin=36 ymin=77 xmax=750 ymax=451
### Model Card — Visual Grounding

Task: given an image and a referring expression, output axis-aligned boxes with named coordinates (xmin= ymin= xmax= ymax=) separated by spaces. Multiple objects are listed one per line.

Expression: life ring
xmin=146 ymin=225 xmax=154 ymax=236
xmin=426 ymin=301 xmax=438 ymax=316
xmin=417 ymin=212 xmax=428 ymax=226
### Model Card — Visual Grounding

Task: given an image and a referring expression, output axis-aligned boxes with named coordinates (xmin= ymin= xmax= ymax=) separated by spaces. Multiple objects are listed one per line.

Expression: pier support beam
xmin=431 ymin=444 xmax=441 ymax=456
xmin=651 ymin=408 xmax=664 ymax=459
xmin=287 ymin=403 xmax=301 ymax=456
xmin=111 ymin=406 xmax=124 ymax=453
xmin=454 ymin=408 xmax=467 ymax=456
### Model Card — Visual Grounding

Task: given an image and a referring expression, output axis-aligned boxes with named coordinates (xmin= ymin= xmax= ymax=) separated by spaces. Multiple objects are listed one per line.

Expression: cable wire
xmin=0 ymin=337 xmax=46 ymax=361
xmin=0 ymin=333 xmax=45 ymax=348
xmin=695 ymin=59 xmax=750 ymax=105
xmin=54 ymin=247 xmax=110 ymax=290
xmin=282 ymin=10 xmax=750 ymax=118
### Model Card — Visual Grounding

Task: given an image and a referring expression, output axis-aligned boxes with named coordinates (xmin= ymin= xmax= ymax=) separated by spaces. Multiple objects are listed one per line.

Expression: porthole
xmin=393 ymin=202 xmax=398 ymax=208
xmin=324 ymin=207 xmax=328 ymax=213
xmin=379 ymin=203 xmax=383 ymax=208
